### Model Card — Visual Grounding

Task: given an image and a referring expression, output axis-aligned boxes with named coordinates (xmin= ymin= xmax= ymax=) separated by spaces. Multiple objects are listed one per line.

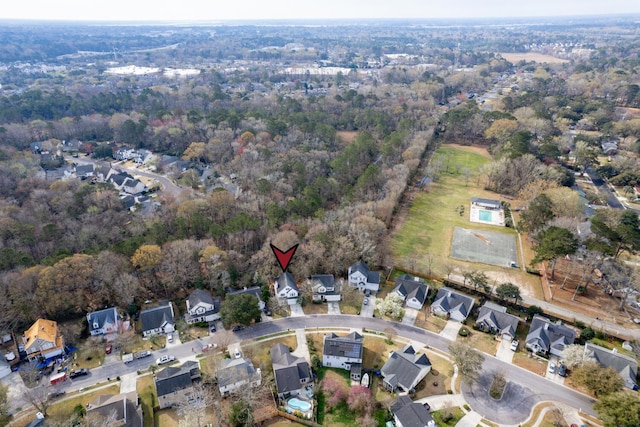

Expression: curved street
xmin=50 ymin=314 xmax=598 ymax=424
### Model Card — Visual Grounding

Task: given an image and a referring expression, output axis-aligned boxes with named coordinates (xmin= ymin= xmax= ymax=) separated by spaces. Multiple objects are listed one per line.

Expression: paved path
xmin=119 ymin=372 xmax=137 ymax=394
xmin=291 ymin=329 xmax=311 ymax=364
xmin=455 ymin=411 xmax=483 ymax=427
xmin=415 ymin=393 xmax=465 ymax=410
xmin=327 ymin=302 xmax=341 ymax=315
xmin=402 ymin=308 xmax=419 ymax=325
xmin=360 ymin=295 xmax=375 ymax=317
xmin=440 ymin=320 xmax=461 ymax=341
xmin=289 ymin=303 xmax=305 ymax=317
xmin=495 ymin=339 xmax=514 ymax=363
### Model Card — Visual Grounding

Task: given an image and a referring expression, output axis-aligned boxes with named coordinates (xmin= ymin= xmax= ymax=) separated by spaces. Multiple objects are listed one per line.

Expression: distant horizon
xmin=2 ymin=0 xmax=640 ymax=22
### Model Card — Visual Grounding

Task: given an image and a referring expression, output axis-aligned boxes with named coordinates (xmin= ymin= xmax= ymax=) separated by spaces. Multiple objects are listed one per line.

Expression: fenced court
xmin=450 ymin=227 xmax=517 ymax=268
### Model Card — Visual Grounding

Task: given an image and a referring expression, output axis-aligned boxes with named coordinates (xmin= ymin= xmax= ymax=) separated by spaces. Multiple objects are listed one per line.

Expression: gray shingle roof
xmin=381 ymin=345 xmax=431 ymax=392
xmin=585 ymin=343 xmax=638 ymax=389
xmin=217 ymin=357 xmax=259 ymax=388
xmin=270 ymin=343 xmax=311 ymax=394
xmin=526 ymin=315 xmax=575 ymax=353
xmin=349 ymin=260 xmax=381 ymax=284
xmin=87 ymin=392 xmax=143 ymax=427
xmin=140 ymin=302 xmax=174 ymax=332
xmin=276 ymin=271 xmax=299 ymax=292
xmin=476 ymin=304 xmax=520 ymax=337
xmin=188 ymin=289 xmax=214 ymax=306
xmin=227 ymin=286 xmax=263 ymax=301
xmin=391 ymin=396 xmax=435 ymax=427
xmin=155 ymin=361 xmax=200 ymax=397
xmin=87 ymin=307 xmax=118 ymax=334
xmin=393 ymin=275 xmax=429 ymax=305
xmin=471 ymin=197 xmax=502 ymax=209
xmin=432 ymin=287 xmax=474 ymax=319
xmin=323 ymin=332 xmax=363 ymax=359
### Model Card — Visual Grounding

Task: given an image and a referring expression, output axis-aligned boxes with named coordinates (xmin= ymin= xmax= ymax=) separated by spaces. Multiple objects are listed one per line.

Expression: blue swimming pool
xmin=479 ymin=210 xmax=493 ymax=222
xmin=288 ymin=397 xmax=311 ymax=412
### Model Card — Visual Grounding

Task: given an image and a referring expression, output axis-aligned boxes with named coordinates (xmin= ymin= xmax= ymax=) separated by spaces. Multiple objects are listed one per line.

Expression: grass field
xmin=391 ymin=143 xmax=542 ymax=297
xmin=137 ymin=374 xmax=156 ymax=427
xmin=47 ymin=383 xmax=121 ymax=421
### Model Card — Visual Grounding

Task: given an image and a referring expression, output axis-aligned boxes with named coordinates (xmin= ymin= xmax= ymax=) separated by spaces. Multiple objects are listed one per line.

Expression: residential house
xmin=392 ymin=275 xmax=429 ymax=310
xmin=87 ymin=307 xmax=119 ymax=337
xmin=270 ymin=343 xmax=312 ymax=399
xmin=584 ymin=343 xmax=638 ymax=390
xmin=86 ymin=391 xmax=143 ymax=427
xmin=108 ymin=171 xmax=134 ymax=191
xmin=380 ymin=345 xmax=431 ymax=392
xmin=348 ymin=261 xmax=381 ymax=292
xmin=227 ymin=286 xmax=266 ymax=310
xmin=75 ymin=164 xmax=94 ymax=179
xmin=216 ymin=357 xmax=261 ymax=396
xmin=122 ymin=178 xmax=146 ymax=196
xmin=184 ymin=289 xmax=221 ymax=324
xmin=601 ymin=141 xmax=618 ymax=156
xmin=431 ymin=287 xmax=474 ymax=322
xmin=391 ymin=396 xmax=436 ymax=427
xmin=322 ymin=332 xmax=364 ymax=381
xmin=525 ymin=315 xmax=575 ymax=357
xmin=23 ymin=319 xmax=65 ymax=361
xmin=140 ymin=302 xmax=175 ymax=337
xmin=114 ymin=147 xmax=137 ymax=161
xmin=475 ymin=302 xmax=520 ymax=341
xmin=155 ymin=361 xmax=201 ymax=409
xmin=310 ymin=274 xmax=341 ymax=302
xmin=274 ymin=272 xmax=300 ymax=304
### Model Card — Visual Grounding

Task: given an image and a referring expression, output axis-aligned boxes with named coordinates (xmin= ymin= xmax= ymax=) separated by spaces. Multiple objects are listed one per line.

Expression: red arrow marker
xmin=270 ymin=243 xmax=298 ymax=272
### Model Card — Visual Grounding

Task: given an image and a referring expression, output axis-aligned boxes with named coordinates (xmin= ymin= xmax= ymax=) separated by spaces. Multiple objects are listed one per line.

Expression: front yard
xmin=47 ymin=383 xmax=121 ymax=422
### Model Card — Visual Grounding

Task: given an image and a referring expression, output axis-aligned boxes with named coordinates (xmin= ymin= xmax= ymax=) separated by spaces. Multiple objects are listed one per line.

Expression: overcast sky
xmin=2 ymin=0 xmax=639 ymax=21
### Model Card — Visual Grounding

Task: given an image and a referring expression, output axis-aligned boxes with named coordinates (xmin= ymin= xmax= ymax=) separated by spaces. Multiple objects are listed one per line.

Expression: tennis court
xmin=450 ymin=227 xmax=518 ymax=268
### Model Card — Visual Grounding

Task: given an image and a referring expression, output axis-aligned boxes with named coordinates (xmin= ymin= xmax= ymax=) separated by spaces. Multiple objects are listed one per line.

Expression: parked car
xmin=209 ymin=323 xmax=216 ymax=332
xmin=558 ymin=364 xmax=567 ymax=377
xmin=548 ymin=361 xmax=556 ymax=374
xmin=234 ymin=348 xmax=242 ymax=359
xmin=510 ymin=340 xmax=519 ymax=351
xmin=365 ymin=290 xmax=371 ymax=297
xmin=363 ymin=297 xmax=369 ymax=306
xmin=156 ymin=355 xmax=175 ymax=365
xmin=231 ymin=325 xmax=245 ymax=332
xmin=422 ymin=402 xmax=431 ymax=411
xmin=264 ymin=308 xmax=272 ymax=316
xmin=167 ymin=334 xmax=173 ymax=343
xmin=69 ymin=368 xmax=89 ymax=379
xmin=48 ymin=390 xmax=66 ymax=399
xmin=105 ymin=344 xmax=112 ymax=354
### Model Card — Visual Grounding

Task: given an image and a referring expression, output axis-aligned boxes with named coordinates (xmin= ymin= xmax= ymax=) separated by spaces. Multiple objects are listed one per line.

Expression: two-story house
xmin=184 ymin=289 xmax=221 ymax=324
xmin=309 ymin=275 xmax=341 ymax=302
xmin=274 ymin=272 xmax=300 ymax=304
xmin=392 ymin=275 xmax=429 ymax=310
xmin=270 ymin=343 xmax=312 ymax=399
xmin=140 ymin=302 xmax=175 ymax=337
xmin=322 ymin=332 xmax=364 ymax=380
xmin=86 ymin=391 xmax=143 ymax=427
xmin=23 ymin=319 xmax=65 ymax=361
xmin=155 ymin=361 xmax=201 ymax=409
xmin=87 ymin=307 xmax=119 ymax=337
xmin=348 ymin=260 xmax=381 ymax=293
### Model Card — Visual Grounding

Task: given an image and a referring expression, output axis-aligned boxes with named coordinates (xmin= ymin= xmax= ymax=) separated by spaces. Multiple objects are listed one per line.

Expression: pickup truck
xmin=156 ymin=355 xmax=175 ymax=365
xmin=69 ymin=368 xmax=89 ymax=379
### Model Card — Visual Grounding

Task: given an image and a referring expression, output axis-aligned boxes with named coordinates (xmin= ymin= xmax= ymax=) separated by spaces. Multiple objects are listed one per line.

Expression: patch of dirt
xmin=336 ymin=130 xmax=358 ymax=143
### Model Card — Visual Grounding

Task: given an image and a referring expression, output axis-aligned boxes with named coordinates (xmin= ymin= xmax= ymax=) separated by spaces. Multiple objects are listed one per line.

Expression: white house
xmin=274 ymin=272 xmax=299 ymax=304
xmin=310 ymin=274 xmax=341 ymax=302
xmin=86 ymin=307 xmax=119 ymax=337
xmin=184 ymin=289 xmax=221 ymax=324
xmin=122 ymin=178 xmax=146 ymax=196
xmin=140 ymin=302 xmax=175 ymax=337
xmin=322 ymin=332 xmax=363 ymax=379
xmin=348 ymin=260 xmax=381 ymax=292
xmin=392 ymin=275 xmax=429 ymax=310
xmin=431 ymin=287 xmax=474 ymax=322
xmin=216 ymin=357 xmax=261 ymax=396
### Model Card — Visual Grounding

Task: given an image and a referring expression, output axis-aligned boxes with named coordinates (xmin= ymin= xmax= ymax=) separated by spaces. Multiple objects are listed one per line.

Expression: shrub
xmin=458 ymin=327 xmax=469 ymax=337
xmin=580 ymin=327 xmax=595 ymax=341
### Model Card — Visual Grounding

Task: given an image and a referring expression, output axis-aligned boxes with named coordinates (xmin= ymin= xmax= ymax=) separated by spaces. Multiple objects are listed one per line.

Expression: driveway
xmin=401 ymin=308 xmax=419 ymax=326
xmin=289 ymin=303 xmax=305 ymax=317
xmin=291 ymin=329 xmax=311 ymax=364
xmin=439 ymin=320 xmax=461 ymax=341
xmin=495 ymin=338 xmax=514 ymax=363
xmin=327 ymin=302 xmax=341 ymax=315
xmin=360 ymin=296 xmax=375 ymax=317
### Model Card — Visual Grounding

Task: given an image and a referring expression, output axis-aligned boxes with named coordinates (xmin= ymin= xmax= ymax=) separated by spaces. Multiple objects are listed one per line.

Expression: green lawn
xmin=391 ymin=144 xmax=539 ymax=292
xmin=47 ymin=384 xmax=121 ymax=421
xmin=137 ymin=374 xmax=156 ymax=427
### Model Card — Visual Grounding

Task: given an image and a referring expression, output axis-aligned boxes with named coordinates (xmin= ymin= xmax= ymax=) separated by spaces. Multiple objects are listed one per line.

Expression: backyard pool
xmin=288 ymin=397 xmax=311 ymax=412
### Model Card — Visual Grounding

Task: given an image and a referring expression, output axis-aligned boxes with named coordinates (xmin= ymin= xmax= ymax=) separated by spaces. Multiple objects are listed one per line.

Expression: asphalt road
xmin=585 ymin=167 xmax=624 ymax=209
xmin=55 ymin=314 xmax=598 ymax=419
